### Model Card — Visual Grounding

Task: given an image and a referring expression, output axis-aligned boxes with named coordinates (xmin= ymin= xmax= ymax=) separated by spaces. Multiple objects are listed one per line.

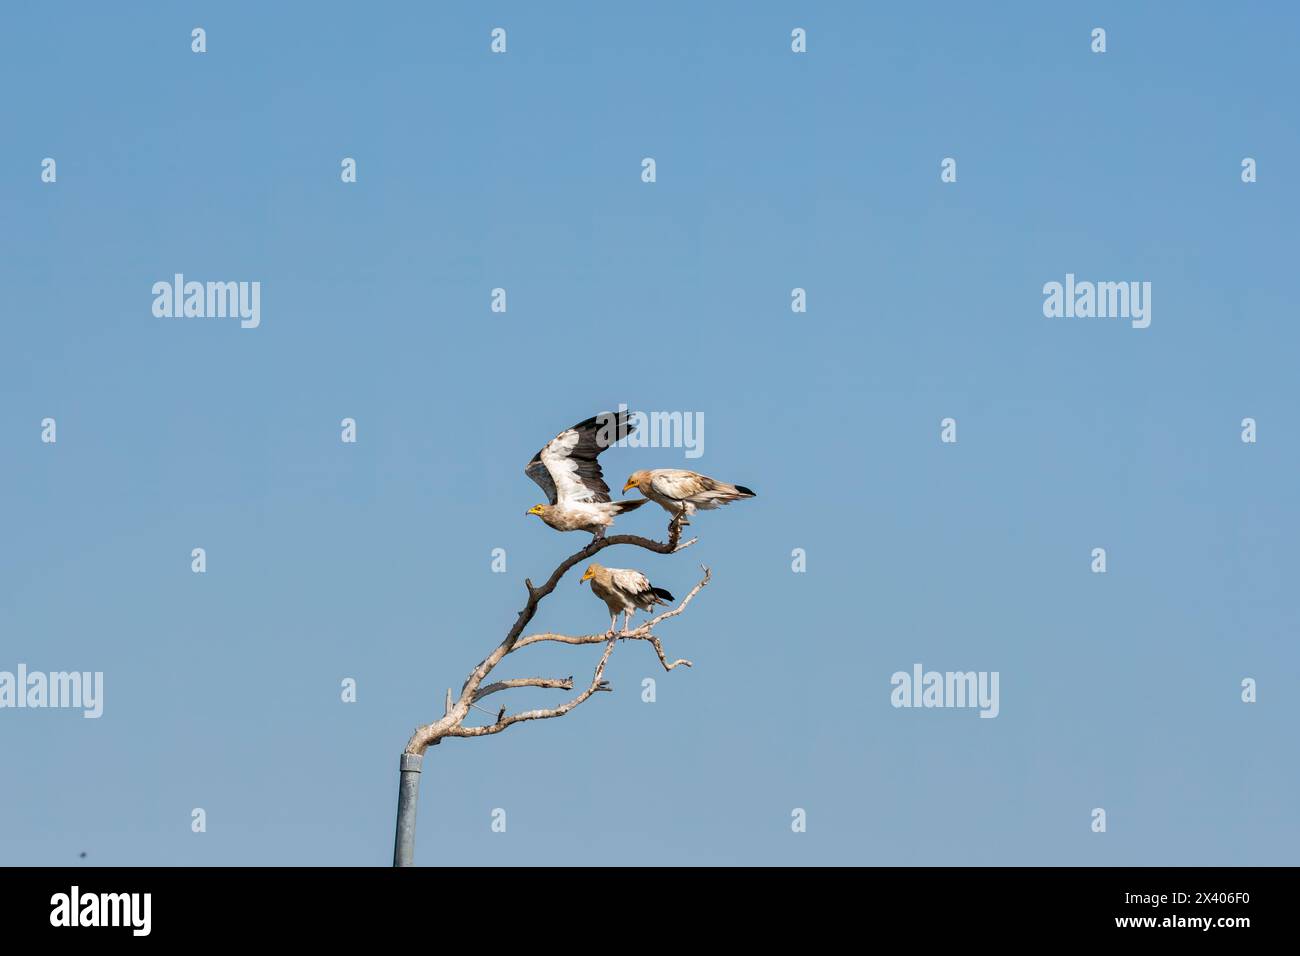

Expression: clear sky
xmin=2 ymin=2 xmax=1297 ymax=866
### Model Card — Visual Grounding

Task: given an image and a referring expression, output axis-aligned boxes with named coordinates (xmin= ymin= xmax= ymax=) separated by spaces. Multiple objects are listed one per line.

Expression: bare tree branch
xmin=512 ymin=566 xmax=712 ymax=671
xmin=473 ymin=676 xmax=575 ymax=702
xmin=448 ymin=639 xmax=618 ymax=738
xmin=647 ymin=635 xmax=694 ymax=671
xmin=403 ymin=521 xmax=708 ymax=756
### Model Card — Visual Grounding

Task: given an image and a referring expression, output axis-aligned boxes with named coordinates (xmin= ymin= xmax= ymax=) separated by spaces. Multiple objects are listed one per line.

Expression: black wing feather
xmin=524 ymin=410 xmax=635 ymax=505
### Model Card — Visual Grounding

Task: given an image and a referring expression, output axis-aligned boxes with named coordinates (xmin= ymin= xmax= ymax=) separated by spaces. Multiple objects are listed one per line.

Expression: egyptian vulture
xmin=580 ymin=562 xmax=674 ymax=635
xmin=525 ymin=411 xmax=648 ymax=537
xmin=622 ymin=469 xmax=755 ymax=524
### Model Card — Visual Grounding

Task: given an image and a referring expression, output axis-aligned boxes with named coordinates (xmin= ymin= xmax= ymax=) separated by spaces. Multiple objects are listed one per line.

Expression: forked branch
xmin=404 ymin=520 xmax=707 ymax=756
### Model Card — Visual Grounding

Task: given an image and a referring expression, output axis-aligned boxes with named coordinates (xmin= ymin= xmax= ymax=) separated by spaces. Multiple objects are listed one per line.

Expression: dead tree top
xmin=405 ymin=515 xmax=707 ymax=755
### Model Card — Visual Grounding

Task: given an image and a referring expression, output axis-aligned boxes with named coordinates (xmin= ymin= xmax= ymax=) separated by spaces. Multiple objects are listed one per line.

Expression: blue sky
xmin=2 ymin=2 xmax=1297 ymax=866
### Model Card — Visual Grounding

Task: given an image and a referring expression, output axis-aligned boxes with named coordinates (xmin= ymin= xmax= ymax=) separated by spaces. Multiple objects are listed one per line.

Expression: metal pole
xmin=393 ymin=752 xmax=423 ymax=867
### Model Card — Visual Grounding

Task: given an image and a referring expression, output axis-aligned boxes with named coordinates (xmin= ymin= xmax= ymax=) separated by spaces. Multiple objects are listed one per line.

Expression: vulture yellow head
xmin=579 ymin=563 xmax=603 ymax=584
xmin=526 ymin=504 xmax=546 ymax=518
xmin=622 ymin=471 xmax=649 ymax=493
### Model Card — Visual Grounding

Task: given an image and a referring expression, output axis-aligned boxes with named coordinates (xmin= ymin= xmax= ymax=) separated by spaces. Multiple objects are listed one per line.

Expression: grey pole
xmin=393 ymin=752 xmax=424 ymax=867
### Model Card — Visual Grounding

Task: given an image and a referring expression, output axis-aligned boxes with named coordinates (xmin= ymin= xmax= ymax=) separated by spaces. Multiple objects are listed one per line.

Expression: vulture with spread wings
xmin=525 ymin=411 xmax=648 ymax=537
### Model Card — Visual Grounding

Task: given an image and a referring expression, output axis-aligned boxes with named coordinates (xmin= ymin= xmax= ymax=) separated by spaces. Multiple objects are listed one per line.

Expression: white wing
xmin=524 ymin=411 xmax=634 ymax=506
xmin=540 ymin=430 xmax=599 ymax=506
xmin=609 ymin=568 xmax=652 ymax=596
xmin=648 ymin=469 xmax=708 ymax=502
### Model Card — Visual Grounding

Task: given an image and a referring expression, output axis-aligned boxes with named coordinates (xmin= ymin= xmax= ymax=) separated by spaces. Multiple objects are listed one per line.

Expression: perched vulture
xmin=580 ymin=562 xmax=674 ymax=635
xmin=622 ymin=469 xmax=755 ymax=524
xmin=525 ymin=411 xmax=648 ymax=537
